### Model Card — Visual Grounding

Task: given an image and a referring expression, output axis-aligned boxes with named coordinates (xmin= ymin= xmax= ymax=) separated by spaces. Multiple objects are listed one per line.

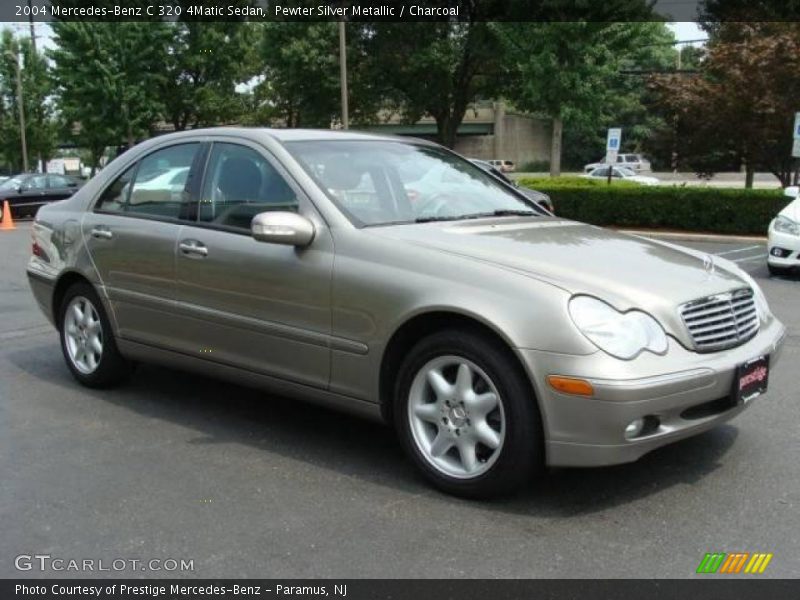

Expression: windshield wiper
xmin=413 ymin=209 xmax=539 ymax=224
xmin=414 ymin=215 xmax=471 ymax=223
xmin=485 ymin=209 xmax=539 ymax=217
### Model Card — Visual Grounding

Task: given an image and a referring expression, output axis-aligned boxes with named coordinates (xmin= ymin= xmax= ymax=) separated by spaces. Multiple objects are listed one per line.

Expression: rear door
xmin=82 ymin=142 xmax=206 ymax=348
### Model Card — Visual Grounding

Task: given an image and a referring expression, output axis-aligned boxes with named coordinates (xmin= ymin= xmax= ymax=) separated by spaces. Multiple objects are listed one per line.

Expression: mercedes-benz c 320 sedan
xmin=27 ymin=129 xmax=786 ymax=497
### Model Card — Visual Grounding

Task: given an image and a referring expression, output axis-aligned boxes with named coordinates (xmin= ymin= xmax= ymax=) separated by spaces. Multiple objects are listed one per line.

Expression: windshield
xmin=285 ymin=140 xmax=541 ymax=226
xmin=617 ymin=167 xmax=636 ymax=176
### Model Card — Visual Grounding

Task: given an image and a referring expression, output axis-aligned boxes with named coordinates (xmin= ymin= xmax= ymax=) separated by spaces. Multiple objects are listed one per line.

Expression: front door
xmin=172 ymin=141 xmax=334 ymax=389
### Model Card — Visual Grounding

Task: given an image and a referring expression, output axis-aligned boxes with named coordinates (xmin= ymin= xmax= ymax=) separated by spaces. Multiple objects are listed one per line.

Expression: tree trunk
xmin=744 ymin=163 xmax=754 ymax=189
xmin=549 ymin=115 xmax=563 ymax=178
xmin=435 ymin=114 xmax=459 ymax=149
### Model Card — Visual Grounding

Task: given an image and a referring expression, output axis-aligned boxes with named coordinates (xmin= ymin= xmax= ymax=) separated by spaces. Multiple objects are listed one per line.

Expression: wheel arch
xmin=51 ymin=271 xmax=95 ymax=328
xmin=378 ymin=309 xmax=537 ymax=424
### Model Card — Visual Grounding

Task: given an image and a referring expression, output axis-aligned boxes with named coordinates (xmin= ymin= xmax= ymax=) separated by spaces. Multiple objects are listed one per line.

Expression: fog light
xmin=624 ymin=418 xmax=645 ymax=439
xmin=771 ymin=247 xmax=790 ymax=258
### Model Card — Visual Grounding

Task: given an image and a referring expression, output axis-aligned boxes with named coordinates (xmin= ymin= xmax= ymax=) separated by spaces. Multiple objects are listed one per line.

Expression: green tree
xmin=252 ymin=22 xmax=341 ymax=128
xmin=364 ymin=18 xmax=505 ymax=148
xmin=50 ymin=20 xmax=171 ymax=171
xmin=161 ymin=21 xmax=257 ymax=130
xmin=497 ymin=22 xmax=666 ymax=176
xmin=651 ymin=22 xmax=800 ymax=187
xmin=0 ymin=30 xmax=56 ymax=172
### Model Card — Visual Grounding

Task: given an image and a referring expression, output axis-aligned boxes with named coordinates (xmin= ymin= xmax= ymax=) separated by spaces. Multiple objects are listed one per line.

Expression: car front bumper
xmin=518 ymin=316 xmax=787 ymax=467
xmin=767 ymin=227 xmax=800 ymax=269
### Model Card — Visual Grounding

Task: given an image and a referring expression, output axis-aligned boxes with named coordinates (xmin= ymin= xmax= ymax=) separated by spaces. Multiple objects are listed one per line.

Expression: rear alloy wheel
xmin=59 ymin=282 xmax=131 ymax=388
xmin=395 ymin=329 xmax=542 ymax=498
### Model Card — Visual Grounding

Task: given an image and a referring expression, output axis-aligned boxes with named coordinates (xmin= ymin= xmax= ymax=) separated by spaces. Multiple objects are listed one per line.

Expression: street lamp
xmin=6 ymin=49 xmax=28 ymax=172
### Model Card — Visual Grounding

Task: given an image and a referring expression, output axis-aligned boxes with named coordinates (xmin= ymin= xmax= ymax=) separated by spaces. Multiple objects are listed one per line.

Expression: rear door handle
xmin=90 ymin=226 xmax=113 ymax=240
xmin=179 ymin=240 xmax=208 ymax=257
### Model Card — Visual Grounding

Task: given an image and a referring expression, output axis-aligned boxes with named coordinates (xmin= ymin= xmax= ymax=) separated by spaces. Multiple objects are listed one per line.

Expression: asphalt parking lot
xmin=1 ymin=223 xmax=798 ymax=579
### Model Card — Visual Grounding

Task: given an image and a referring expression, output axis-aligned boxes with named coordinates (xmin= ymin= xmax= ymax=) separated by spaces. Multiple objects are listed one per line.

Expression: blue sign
xmin=606 ymin=128 xmax=622 ymax=152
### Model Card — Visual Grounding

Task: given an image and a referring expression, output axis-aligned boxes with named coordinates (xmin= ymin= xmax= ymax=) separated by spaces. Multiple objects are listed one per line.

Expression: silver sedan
xmin=27 ymin=128 xmax=786 ymax=497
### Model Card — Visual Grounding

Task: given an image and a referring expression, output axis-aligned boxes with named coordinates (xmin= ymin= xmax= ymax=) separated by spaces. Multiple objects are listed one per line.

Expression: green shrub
xmin=518 ymin=176 xmax=640 ymax=188
xmin=518 ymin=160 xmax=550 ymax=172
xmin=517 ymin=182 xmax=786 ymax=235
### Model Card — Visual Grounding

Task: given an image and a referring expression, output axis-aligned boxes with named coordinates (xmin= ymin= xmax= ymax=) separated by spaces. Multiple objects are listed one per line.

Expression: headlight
xmin=773 ymin=215 xmax=800 ymax=236
xmin=568 ymin=296 xmax=668 ymax=360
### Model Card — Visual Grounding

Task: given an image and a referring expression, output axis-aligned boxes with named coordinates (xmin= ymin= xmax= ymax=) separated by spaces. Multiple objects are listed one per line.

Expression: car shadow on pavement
xmin=8 ymin=343 xmax=738 ymax=517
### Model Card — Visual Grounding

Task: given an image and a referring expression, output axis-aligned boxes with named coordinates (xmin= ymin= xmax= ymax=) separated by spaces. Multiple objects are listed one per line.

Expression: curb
xmin=615 ymin=229 xmax=767 ymax=245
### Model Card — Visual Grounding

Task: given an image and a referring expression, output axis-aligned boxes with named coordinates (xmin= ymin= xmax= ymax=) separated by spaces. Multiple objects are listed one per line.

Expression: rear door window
xmin=95 ymin=143 xmax=201 ymax=219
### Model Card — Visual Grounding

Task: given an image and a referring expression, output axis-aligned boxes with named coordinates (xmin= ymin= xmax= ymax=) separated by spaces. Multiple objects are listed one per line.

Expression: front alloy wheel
xmin=395 ymin=329 xmax=542 ymax=498
xmin=408 ymin=356 xmax=505 ymax=479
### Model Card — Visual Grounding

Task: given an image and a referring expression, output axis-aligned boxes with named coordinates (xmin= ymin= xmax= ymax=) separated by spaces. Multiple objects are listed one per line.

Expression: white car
xmin=583 ymin=166 xmax=660 ymax=186
xmin=767 ymin=186 xmax=800 ymax=276
xmin=489 ymin=159 xmax=515 ymax=173
xmin=585 ymin=153 xmax=652 ymax=173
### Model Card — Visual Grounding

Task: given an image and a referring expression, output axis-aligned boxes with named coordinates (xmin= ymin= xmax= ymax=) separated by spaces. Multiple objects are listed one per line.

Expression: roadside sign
xmin=793 ymin=139 xmax=800 ymax=158
xmin=606 ymin=128 xmax=621 ymax=164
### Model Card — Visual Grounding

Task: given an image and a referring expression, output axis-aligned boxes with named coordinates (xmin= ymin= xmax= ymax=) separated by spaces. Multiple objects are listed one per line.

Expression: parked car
xmin=469 ymin=158 xmax=554 ymax=212
xmin=767 ymin=186 xmax=800 ymax=276
xmin=488 ymin=159 xmax=515 ymax=173
xmin=583 ymin=166 xmax=660 ymax=186
xmin=0 ymin=173 xmax=83 ymax=219
xmin=584 ymin=153 xmax=652 ymax=173
xmin=27 ymin=128 xmax=786 ymax=498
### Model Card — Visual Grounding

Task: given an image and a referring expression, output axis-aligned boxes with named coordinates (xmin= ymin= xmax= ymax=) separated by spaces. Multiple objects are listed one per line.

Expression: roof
xmin=151 ymin=126 xmax=412 ymax=144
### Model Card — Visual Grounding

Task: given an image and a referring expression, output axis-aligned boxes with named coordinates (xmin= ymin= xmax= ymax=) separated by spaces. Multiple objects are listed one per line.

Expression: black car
xmin=0 ymin=173 xmax=84 ymax=219
xmin=469 ymin=159 xmax=554 ymax=213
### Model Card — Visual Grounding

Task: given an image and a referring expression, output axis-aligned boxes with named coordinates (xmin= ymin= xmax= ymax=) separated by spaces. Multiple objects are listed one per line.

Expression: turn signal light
xmin=547 ymin=376 xmax=594 ymax=397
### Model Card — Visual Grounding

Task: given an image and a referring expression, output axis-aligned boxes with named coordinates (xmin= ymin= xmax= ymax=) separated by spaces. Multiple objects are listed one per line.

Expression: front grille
xmin=679 ymin=288 xmax=759 ymax=352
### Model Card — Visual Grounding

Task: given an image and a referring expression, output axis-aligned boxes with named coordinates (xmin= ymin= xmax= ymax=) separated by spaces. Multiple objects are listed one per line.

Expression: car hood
xmin=373 ymin=217 xmax=749 ymax=340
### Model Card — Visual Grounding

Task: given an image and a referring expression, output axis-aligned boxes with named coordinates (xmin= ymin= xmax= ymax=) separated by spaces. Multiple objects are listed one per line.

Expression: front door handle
xmin=90 ymin=226 xmax=113 ymax=240
xmin=179 ymin=240 xmax=208 ymax=257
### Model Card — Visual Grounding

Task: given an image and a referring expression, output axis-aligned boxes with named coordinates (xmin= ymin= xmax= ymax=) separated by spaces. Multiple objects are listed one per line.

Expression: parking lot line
xmin=731 ymin=254 xmax=767 ymax=263
xmin=714 ymin=245 xmax=764 ymax=256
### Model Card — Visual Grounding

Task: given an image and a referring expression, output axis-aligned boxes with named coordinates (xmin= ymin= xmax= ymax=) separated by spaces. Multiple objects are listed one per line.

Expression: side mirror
xmin=251 ymin=211 xmax=315 ymax=247
xmin=784 ymin=186 xmax=799 ymax=199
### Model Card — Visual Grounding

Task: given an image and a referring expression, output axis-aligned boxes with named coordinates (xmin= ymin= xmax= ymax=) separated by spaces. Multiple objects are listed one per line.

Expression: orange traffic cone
xmin=0 ymin=200 xmax=15 ymax=230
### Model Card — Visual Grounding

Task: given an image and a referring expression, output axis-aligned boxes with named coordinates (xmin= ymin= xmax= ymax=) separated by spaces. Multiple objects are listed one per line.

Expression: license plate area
xmin=732 ymin=355 xmax=770 ymax=405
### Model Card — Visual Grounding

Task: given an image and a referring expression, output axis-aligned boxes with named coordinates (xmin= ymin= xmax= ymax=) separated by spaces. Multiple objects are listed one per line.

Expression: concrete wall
xmin=453 ymin=113 xmax=551 ymax=167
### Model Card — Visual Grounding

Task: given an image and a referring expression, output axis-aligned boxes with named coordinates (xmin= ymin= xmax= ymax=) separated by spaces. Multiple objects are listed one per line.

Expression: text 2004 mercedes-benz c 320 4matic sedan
xmin=27 ymin=129 xmax=786 ymax=497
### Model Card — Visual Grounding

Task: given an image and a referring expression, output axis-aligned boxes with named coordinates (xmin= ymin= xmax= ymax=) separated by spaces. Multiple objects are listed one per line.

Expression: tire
xmin=768 ymin=264 xmax=787 ymax=277
xmin=58 ymin=282 xmax=131 ymax=388
xmin=393 ymin=328 xmax=543 ymax=499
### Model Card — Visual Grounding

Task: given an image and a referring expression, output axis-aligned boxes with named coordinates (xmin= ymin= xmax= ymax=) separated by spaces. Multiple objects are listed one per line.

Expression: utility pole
xmin=338 ymin=21 xmax=349 ymax=130
xmin=7 ymin=50 xmax=28 ymax=172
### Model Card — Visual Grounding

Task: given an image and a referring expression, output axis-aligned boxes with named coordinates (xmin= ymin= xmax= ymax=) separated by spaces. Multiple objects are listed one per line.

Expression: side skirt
xmin=116 ymin=338 xmax=385 ymax=423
